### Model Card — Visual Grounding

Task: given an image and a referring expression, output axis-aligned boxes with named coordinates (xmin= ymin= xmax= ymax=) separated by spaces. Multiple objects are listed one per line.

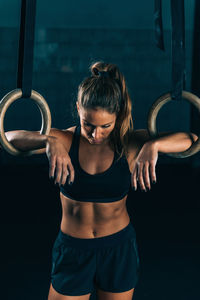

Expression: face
xmin=77 ymin=103 xmax=117 ymax=145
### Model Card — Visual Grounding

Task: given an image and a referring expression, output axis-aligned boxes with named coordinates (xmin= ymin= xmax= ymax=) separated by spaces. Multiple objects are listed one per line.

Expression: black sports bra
xmin=60 ymin=124 xmax=132 ymax=202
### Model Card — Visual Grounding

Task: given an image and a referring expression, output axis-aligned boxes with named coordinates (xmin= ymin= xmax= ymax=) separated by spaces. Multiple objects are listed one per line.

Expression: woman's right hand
xmin=46 ymin=136 xmax=74 ymax=186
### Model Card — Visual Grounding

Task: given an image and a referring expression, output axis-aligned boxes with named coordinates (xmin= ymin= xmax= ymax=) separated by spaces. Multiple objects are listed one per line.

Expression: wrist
xmin=46 ymin=135 xmax=57 ymax=146
xmin=145 ymin=139 xmax=159 ymax=151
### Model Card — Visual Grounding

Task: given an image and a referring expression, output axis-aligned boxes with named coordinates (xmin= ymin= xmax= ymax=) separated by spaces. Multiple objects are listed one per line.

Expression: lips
xmin=87 ymin=135 xmax=103 ymax=143
xmin=89 ymin=138 xmax=102 ymax=143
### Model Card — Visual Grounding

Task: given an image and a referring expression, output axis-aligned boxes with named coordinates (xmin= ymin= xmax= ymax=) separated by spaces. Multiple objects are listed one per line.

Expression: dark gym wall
xmin=0 ymin=0 xmax=195 ymax=29
xmin=1 ymin=3 xmax=200 ymax=300
xmin=0 ymin=0 xmax=197 ymax=165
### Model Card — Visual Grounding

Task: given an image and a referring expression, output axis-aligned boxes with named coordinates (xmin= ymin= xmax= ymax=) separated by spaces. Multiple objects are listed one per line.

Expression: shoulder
xmin=128 ymin=129 xmax=151 ymax=145
xmin=127 ymin=129 xmax=151 ymax=159
xmin=48 ymin=125 xmax=77 ymax=152
xmin=50 ymin=125 xmax=76 ymax=136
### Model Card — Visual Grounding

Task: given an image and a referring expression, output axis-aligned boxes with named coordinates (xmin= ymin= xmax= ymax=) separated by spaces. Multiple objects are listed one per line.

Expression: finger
xmin=131 ymin=167 xmax=137 ymax=191
xmin=150 ymin=161 xmax=157 ymax=184
xmin=138 ymin=162 xmax=146 ymax=191
xmin=49 ymin=155 xmax=56 ymax=178
xmin=67 ymin=161 xmax=75 ymax=184
xmin=144 ymin=162 xmax=151 ymax=190
xmin=54 ymin=159 xmax=63 ymax=185
xmin=60 ymin=163 xmax=69 ymax=186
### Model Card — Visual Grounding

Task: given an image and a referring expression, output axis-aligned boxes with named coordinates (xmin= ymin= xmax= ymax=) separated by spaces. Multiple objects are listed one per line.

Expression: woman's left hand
xmin=131 ymin=141 xmax=158 ymax=191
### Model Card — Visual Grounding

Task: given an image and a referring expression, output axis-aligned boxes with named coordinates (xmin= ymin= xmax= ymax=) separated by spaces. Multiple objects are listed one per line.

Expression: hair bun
xmin=98 ymin=71 xmax=109 ymax=78
xmin=92 ymin=68 xmax=109 ymax=78
xmin=92 ymin=67 xmax=99 ymax=76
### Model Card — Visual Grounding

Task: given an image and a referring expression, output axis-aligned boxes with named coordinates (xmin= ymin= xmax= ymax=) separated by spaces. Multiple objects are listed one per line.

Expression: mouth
xmin=92 ymin=140 xmax=103 ymax=144
xmin=88 ymin=137 xmax=103 ymax=144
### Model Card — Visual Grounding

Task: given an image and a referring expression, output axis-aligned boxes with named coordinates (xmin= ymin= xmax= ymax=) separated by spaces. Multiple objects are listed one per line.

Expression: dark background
xmin=0 ymin=1 xmax=199 ymax=299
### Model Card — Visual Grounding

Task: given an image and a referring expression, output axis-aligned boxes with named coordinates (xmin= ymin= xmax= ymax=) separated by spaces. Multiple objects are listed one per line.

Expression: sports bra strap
xmin=68 ymin=124 xmax=80 ymax=163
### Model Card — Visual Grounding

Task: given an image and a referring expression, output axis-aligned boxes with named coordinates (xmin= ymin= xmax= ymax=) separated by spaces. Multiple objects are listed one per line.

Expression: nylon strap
xmin=190 ymin=0 xmax=200 ymax=136
xmin=154 ymin=0 xmax=165 ymax=51
xmin=170 ymin=0 xmax=186 ymax=101
xmin=17 ymin=0 xmax=37 ymax=98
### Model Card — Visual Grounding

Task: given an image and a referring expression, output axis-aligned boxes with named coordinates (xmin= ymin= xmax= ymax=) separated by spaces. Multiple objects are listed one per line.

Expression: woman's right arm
xmin=5 ymin=130 xmax=49 ymax=151
xmin=2 ymin=129 xmax=75 ymax=186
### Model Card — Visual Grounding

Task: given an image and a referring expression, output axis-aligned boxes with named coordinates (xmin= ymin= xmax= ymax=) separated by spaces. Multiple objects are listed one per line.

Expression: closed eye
xmin=84 ymin=123 xmax=111 ymax=128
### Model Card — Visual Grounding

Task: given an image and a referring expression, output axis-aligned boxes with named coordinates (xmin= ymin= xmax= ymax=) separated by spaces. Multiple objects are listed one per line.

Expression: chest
xmin=78 ymin=146 xmax=115 ymax=175
xmin=78 ymin=139 xmax=136 ymax=175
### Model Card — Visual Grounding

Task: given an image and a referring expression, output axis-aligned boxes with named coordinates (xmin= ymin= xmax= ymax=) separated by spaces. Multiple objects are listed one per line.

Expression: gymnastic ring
xmin=0 ymin=88 xmax=51 ymax=156
xmin=147 ymin=91 xmax=200 ymax=158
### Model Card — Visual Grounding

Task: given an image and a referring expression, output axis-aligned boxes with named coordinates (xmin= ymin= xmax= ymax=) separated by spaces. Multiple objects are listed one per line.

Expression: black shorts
xmin=51 ymin=222 xmax=140 ymax=296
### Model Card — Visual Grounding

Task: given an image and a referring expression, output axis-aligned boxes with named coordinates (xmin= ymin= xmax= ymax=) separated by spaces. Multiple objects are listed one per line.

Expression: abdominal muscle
xmin=60 ymin=192 xmax=130 ymax=238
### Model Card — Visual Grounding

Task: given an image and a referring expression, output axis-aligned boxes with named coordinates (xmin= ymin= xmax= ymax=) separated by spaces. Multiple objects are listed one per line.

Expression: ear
xmin=76 ymin=102 xmax=80 ymax=114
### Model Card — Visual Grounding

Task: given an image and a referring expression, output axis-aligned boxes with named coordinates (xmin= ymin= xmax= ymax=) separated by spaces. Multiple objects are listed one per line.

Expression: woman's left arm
xmin=131 ymin=130 xmax=198 ymax=192
xmin=151 ymin=131 xmax=198 ymax=153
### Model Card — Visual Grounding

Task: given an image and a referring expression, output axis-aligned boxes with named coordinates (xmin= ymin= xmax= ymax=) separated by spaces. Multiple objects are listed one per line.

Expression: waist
xmin=60 ymin=215 xmax=131 ymax=239
xmin=57 ymin=221 xmax=136 ymax=249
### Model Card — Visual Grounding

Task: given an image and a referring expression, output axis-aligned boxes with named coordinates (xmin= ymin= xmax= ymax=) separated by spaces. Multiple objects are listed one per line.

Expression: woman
xmin=4 ymin=62 xmax=197 ymax=300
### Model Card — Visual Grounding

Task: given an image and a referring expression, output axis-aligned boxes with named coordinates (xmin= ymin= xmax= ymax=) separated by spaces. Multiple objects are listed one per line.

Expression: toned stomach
xmin=60 ymin=192 xmax=130 ymax=238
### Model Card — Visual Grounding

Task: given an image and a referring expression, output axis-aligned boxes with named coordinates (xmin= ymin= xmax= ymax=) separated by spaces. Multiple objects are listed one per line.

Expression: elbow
xmin=5 ymin=131 xmax=14 ymax=142
xmin=5 ymin=130 xmax=27 ymax=142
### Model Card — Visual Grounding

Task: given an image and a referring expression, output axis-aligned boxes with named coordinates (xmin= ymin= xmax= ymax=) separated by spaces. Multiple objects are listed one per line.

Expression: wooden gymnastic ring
xmin=0 ymin=88 xmax=51 ymax=156
xmin=147 ymin=91 xmax=200 ymax=158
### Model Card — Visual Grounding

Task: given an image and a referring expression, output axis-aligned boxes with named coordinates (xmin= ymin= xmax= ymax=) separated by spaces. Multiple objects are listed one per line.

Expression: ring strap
xmin=154 ymin=0 xmax=165 ymax=51
xmin=170 ymin=0 xmax=186 ymax=101
xmin=17 ymin=0 xmax=37 ymax=98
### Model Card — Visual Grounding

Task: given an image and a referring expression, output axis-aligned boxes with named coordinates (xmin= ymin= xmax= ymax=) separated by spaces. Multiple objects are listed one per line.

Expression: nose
xmin=91 ymin=127 xmax=102 ymax=140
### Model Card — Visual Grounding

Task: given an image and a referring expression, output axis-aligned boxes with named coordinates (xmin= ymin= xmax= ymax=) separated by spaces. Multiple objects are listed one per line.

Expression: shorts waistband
xmin=56 ymin=222 xmax=136 ymax=249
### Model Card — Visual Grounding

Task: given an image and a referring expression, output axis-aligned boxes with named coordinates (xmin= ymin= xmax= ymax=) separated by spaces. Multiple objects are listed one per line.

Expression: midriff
xmin=60 ymin=192 xmax=130 ymax=238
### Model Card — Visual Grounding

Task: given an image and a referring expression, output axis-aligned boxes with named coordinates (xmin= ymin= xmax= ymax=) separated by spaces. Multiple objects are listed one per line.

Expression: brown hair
xmin=77 ymin=61 xmax=133 ymax=159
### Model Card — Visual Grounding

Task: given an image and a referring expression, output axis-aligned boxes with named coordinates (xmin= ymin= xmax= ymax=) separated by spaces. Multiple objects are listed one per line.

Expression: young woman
xmin=4 ymin=62 xmax=197 ymax=300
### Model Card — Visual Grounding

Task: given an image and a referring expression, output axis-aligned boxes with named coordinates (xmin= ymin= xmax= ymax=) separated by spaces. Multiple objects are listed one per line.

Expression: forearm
xmin=152 ymin=132 xmax=198 ymax=153
xmin=5 ymin=130 xmax=55 ymax=151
